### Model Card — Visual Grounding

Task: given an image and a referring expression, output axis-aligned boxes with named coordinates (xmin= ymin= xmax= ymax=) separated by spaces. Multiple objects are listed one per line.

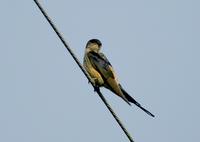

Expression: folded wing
xmin=87 ymin=51 xmax=130 ymax=105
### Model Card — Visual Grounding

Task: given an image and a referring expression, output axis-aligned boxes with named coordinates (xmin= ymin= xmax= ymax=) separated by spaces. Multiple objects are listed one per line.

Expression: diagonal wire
xmin=33 ymin=0 xmax=134 ymax=142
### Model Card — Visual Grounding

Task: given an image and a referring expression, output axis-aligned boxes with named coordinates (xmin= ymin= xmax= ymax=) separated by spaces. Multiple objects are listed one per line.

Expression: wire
xmin=33 ymin=0 xmax=134 ymax=142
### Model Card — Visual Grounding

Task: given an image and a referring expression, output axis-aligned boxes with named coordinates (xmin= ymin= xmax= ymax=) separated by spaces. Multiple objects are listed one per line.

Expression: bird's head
xmin=85 ymin=39 xmax=102 ymax=53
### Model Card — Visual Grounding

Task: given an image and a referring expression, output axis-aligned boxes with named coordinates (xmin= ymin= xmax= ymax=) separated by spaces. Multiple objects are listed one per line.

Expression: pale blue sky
xmin=0 ymin=0 xmax=200 ymax=142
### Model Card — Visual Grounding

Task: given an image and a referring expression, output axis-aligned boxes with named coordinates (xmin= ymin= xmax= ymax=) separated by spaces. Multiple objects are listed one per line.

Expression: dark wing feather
xmin=87 ymin=51 xmax=114 ymax=79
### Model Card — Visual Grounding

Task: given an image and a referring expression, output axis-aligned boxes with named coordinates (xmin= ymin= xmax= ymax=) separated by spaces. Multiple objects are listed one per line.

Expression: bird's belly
xmin=83 ymin=58 xmax=104 ymax=86
xmin=88 ymin=68 xmax=104 ymax=86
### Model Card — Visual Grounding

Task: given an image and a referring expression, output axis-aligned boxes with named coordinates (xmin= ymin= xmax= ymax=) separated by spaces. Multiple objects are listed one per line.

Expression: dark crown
xmin=88 ymin=39 xmax=102 ymax=46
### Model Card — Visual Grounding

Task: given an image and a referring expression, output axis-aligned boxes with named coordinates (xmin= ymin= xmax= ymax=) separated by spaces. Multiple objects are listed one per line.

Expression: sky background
xmin=0 ymin=0 xmax=200 ymax=142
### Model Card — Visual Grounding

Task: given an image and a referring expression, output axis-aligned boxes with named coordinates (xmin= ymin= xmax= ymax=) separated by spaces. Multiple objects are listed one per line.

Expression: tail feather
xmin=120 ymin=85 xmax=155 ymax=117
xmin=104 ymin=78 xmax=131 ymax=106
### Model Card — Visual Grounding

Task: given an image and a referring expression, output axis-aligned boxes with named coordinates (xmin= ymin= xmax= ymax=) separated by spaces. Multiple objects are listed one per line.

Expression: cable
xmin=33 ymin=1 xmax=134 ymax=141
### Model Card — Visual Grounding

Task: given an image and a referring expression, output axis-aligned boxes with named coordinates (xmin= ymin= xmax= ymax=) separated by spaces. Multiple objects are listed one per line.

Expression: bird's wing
xmin=87 ymin=51 xmax=115 ymax=80
xmin=87 ymin=51 xmax=131 ymax=105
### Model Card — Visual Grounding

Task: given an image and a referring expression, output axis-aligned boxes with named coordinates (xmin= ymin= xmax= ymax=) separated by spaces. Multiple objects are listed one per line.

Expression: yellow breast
xmin=83 ymin=55 xmax=104 ymax=86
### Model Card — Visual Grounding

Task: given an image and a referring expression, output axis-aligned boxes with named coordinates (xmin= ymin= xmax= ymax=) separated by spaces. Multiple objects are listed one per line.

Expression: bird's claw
xmin=89 ymin=78 xmax=100 ymax=92
xmin=94 ymin=85 xmax=100 ymax=92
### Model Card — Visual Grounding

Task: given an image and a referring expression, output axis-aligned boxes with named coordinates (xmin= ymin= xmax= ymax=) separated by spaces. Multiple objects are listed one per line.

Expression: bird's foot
xmin=89 ymin=78 xmax=100 ymax=92
xmin=93 ymin=85 xmax=100 ymax=92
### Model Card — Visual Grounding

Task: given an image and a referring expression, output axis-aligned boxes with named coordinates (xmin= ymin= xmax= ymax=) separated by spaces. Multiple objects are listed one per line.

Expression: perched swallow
xmin=83 ymin=39 xmax=154 ymax=117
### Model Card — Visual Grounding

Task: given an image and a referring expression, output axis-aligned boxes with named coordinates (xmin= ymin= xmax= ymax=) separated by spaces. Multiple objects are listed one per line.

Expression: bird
xmin=83 ymin=39 xmax=155 ymax=117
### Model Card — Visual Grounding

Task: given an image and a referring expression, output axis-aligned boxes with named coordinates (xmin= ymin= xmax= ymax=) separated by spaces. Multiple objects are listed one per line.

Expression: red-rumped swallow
xmin=83 ymin=39 xmax=154 ymax=117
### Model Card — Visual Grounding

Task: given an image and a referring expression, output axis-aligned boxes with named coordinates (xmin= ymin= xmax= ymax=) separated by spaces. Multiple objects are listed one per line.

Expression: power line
xmin=33 ymin=1 xmax=134 ymax=142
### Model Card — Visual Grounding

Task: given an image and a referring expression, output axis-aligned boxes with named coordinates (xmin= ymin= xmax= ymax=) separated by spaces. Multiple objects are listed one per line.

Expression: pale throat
xmin=87 ymin=44 xmax=101 ymax=53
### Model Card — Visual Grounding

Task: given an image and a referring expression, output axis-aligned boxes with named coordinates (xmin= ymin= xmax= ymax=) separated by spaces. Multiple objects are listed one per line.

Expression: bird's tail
xmin=120 ymin=85 xmax=155 ymax=117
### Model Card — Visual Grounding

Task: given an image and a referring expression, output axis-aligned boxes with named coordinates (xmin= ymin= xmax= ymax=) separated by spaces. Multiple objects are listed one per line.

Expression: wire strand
xmin=33 ymin=1 xmax=134 ymax=142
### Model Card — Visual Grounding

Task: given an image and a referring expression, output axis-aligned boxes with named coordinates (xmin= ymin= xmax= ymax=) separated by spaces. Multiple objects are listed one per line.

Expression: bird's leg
xmin=94 ymin=85 xmax=100 ymax=92
xmin=90 ymin=78 xmax=100 ymax=92
xmin=89 ymin=77 xmax=97 ymax=85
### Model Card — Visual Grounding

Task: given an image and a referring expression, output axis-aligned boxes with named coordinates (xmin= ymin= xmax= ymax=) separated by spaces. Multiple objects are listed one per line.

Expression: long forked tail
xmin=120 ymin=85 xmax=155 ymax=117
